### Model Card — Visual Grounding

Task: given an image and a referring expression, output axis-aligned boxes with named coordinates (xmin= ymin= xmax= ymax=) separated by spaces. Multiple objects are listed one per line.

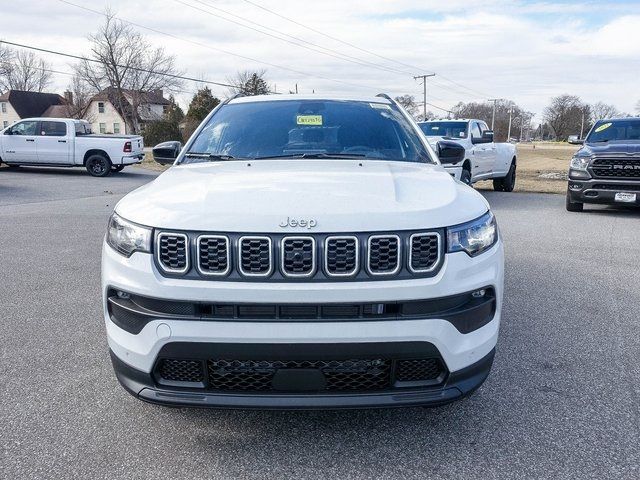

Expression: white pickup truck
xmin=418 ymin=119 xmax=517 ymax=191
xmin=0 ymin=118 xmax=144 ymax=176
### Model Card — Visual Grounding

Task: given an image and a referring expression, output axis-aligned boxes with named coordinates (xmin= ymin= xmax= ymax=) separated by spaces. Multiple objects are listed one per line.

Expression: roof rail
xmin=375 ymin=93 xmax=394 ymax=102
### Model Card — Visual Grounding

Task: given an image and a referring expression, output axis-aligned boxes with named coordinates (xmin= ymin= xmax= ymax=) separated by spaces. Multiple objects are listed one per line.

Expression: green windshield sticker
xmin=595 ymin=122 xmax=612 ymax=133
xmin=297 ymin=115 xmax=323 ymax=126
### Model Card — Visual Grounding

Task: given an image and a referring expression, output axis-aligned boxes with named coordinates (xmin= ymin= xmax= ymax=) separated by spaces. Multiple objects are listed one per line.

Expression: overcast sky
xmin=4 ymin=0 xmax=640 ymax=120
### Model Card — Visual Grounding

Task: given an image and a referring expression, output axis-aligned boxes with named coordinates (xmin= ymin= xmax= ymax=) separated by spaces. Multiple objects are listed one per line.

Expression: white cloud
xmin=2 ymin=0 xmax=639 ymax=119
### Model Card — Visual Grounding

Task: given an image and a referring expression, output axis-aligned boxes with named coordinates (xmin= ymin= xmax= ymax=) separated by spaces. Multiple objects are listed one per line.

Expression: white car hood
xmin=116 ymin=160 xmax=489 ymax=232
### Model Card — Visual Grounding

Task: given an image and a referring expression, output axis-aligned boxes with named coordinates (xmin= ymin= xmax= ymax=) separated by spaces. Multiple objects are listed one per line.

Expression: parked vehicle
xmin=418 ymin=119 xmax=517 ymax=190
xmin=0 ymin=118 xmax=144 ymax=176
xmin=102 ymin=94 xmax=504 ymax=409
xmin=566 ymin=118 xmax=640 ymax=211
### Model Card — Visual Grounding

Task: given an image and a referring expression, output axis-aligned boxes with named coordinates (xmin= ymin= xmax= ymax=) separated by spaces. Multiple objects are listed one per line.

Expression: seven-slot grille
xmin=239 ymin=236 xmax=272 ymax=276
xmin=197 ymin=235 xmax=230 ymax=275
xmin=409 ymin=233 xmax=440 ymax=273
xmin=155 ymin=231 xmax=443 ymax=279
xmin=281 ymin=237 xmax=316 ymax=277
xmin=157 ymin=233 xmax=189 ymax=273
xmin=591 ymin=157 xmax=640 ymax=179
xmin=367 ymin=235 xmax=400 ymax=275
xmin=325 ymin=236 xmax=358 ymax=276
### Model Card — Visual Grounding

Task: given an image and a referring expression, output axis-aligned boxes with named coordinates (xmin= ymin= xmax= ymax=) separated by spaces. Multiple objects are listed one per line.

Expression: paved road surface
xmin=1 ymin=165 xmax=639 ymax=479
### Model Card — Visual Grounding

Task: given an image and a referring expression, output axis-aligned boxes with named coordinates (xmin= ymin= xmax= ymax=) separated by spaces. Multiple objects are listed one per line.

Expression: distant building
xmin=86 ymin=87 xmax=171 ymax=135
xmin=0 ymin=90 xmax=69 ymax=129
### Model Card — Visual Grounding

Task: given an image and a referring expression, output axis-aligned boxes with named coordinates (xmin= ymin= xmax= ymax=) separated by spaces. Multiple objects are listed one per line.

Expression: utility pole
xmin=579 ymin=107 xmax=585 ymax=139
xmin=507 ymin=104 xmax=513 ymax=141
xmin=488 ymin=99 xmax=503 ymax=130
xmin=414 ymin=74 xmax=436 ymax=120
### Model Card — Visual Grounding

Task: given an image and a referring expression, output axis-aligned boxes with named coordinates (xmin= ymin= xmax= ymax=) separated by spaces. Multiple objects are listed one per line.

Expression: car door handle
xmin=58 ymin=140 xmax=67 ymax=143
xmin=26 ymin=139 xmax=35 ymax=142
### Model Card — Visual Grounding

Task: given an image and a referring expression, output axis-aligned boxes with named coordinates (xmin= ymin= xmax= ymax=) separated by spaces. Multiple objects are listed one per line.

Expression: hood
xmin=582 ymin=141 xmax=640 ymax=156
xmin=116 ymin=160 xmax=489 ymax=232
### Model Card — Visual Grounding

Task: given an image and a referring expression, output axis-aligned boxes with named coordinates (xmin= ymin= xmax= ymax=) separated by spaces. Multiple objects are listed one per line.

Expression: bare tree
xmin=395 ymin=95 xmax=419 ymax=117
xmin=543 ymin=94 xmax=589 ymax=140
xmin=73 ymin=12 xmax=183 ymax=133
xmin=226 ymin=70 xmax=270 ymax=96
xmin=62 ymin=74 xmax=95 ymax=120
xmin=591 ymin=102 xmax=620 ymax=122
xmin=0 ymin=48 xmax=52 ymax=92
xmin=0 ymin=43 xmax=13 ymax=80
xmin=452 ymin=100 xmax=527 ymax=142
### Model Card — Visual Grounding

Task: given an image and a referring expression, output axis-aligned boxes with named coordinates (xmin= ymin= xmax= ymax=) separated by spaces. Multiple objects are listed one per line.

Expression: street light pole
xmin=507 ymin=104 xmax=513 ymax=141
xmin=488 ymin=99 xmax=502 ymax=130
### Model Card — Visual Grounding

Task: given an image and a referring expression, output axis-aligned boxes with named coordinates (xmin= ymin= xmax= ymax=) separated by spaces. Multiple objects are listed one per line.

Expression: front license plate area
xmin=614 ymin=192 xmax=637 ymax=203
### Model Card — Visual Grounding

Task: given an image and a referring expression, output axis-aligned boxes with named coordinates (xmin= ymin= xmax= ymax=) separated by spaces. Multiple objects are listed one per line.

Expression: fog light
xmin=116 ymin=290 xmax=130 ymax=300
xmin=471 ymin=289 xmax=486 ymax=298
xmin=569 ymin=183 xmax=583 ymax=191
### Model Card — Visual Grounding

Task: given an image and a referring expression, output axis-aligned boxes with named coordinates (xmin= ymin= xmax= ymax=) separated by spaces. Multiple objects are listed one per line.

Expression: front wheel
xmin=565 ymin=189 xmax=583 ymax=212
xmin=460 ymin=168 xmax=472 ymax=186
xmin=86 ymin=154 xmax=112 ymax=177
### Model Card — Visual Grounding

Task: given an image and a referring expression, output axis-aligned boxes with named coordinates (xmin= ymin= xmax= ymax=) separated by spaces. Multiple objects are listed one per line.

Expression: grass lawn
xmin=138 ymin=142 xmax=579 ymax=195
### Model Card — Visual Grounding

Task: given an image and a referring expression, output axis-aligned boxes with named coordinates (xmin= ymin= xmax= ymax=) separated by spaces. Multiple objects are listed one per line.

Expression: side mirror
xmin=482 ymin=130 xmax=494 ymax=142
xmin=437 ymin=140 xmax=465 ymax=165
xmin=152 ymin=141 xmax=182 ymax=165
xmin=567 ymin=135 xmax=584 ymax=145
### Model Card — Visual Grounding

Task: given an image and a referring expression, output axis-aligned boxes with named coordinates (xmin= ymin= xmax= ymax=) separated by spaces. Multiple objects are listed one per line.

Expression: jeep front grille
xmin=157 ymin=232 xmax=189 ymax=273
xmin=154 ymin=230 xmax=443 ymax=281
xmin=367 ymin=235 xmax=400 ymax=275
xmin=239 ymin=236 xmax=272 ymax=276
xmin=281 ymin=237 xmax=315 ymax=277
xmin=409 ymin=233 xmax=440 ymax=273
xmin=325 ymin=236 xmax=358 ymax=276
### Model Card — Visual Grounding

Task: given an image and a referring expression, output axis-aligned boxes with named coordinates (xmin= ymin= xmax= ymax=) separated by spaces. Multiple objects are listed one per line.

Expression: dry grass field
xmin=139 ymin=142 xmax=578 ymax=195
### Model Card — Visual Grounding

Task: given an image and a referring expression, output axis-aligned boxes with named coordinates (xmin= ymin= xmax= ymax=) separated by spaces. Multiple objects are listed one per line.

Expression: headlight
xmin=570 ymin=156 xmax=590 ymax=171
xmin=106 ymin=212 xmax=152 ymax=257
xmin=447 ymin=211 xmax=498 ymax=257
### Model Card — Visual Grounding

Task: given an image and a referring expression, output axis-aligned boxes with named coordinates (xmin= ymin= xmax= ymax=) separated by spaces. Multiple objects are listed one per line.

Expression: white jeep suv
xmin=102 ymin=94 xmax=504 ymax=409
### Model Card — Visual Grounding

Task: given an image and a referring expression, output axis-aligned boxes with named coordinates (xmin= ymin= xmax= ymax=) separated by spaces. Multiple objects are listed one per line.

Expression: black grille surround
xmin=590 ymin=156 xmax=640 ymax=179
xmin=409 ymin=233 xmax=441 ymax=273
xmin=197 ymin=235 xmax=230 ymax=276
xmin=152 ymin=230 xmax=445 ymax=282
xmin=156 ymin=232 xmax=189 ymax=273
xmin=325 ymin=236 xmax=359 ymax=277
xmin=281 ymin=237 xmax=316 ymax=277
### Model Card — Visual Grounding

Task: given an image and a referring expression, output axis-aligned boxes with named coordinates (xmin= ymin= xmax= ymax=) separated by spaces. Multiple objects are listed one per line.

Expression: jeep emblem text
xmin=279 ymin=217 xmax=317 ymax=229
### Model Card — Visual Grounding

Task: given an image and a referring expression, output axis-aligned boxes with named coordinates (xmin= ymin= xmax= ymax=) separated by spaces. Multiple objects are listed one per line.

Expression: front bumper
xmin=568 ymin=178 xmax=640 ymax=206
xmin=102 ymin=239 xmax=503 ymax=408
xmin=111 ymin=346 xmax=495 ymax=409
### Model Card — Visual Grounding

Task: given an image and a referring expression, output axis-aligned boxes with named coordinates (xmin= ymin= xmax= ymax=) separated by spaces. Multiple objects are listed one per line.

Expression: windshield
xmin=419 ymin=121 xmax=468 ymax=139
xmin=184 ymin=100 xmax=434 ymax=163
xmin=587 ymin=119 xmax=640 ymax=143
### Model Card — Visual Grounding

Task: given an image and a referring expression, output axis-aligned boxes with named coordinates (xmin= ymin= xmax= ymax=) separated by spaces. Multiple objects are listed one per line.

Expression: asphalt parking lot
xmin=2 ymin=166 xmax=639 ymax=480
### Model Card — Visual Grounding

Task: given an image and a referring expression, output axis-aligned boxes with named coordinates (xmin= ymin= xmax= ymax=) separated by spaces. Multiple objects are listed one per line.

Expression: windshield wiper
xmin=183 ymin=152 xmax=238 ymax=161
xmin=254 ymin=152 xmax=367 ymax=160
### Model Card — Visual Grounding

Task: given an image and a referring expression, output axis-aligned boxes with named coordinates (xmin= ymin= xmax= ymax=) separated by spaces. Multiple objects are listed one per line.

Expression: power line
xmin=56 ymin=0 xmax=380 ymax=92
xmin=177 ymin=0 xmax=415 ymax=77
xmin=240 ymin=0 xmax=495 ymax=98
xmin=240 ymin=0 xmax=423 ymax=74
xmin=0 ymin=40 xmax=236 ymax=88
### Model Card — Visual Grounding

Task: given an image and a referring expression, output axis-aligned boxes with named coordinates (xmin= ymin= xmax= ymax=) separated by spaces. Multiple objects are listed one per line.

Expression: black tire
xmin=460 ymin=168 xmax=472 ymax=186
xmin=565 ymin=189 xmax=583 ymax=212
xmin=86 ymin=154 xmax=112 ymax=177
xmin=112 ymin=165 xmax=125 ymax=172
xmin=494 ymin=163 xmax=516 ymax=192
